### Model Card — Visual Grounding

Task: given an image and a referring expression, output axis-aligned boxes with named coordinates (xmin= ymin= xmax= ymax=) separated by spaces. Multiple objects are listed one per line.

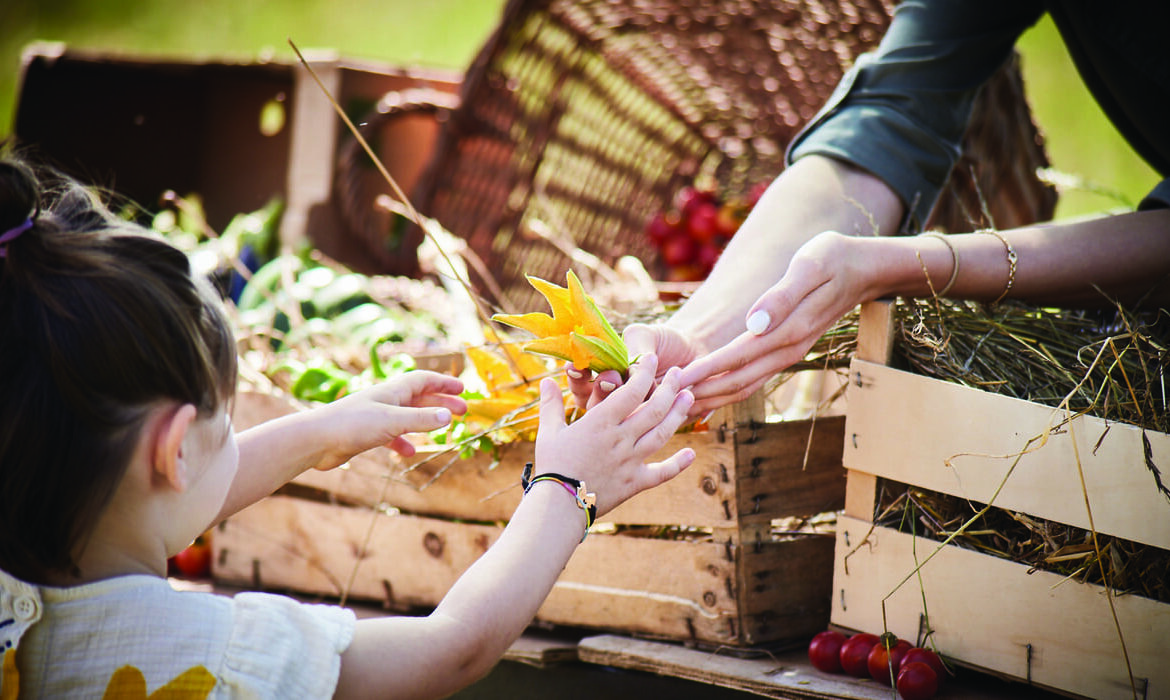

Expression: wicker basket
xmin=335 ymin=0 xmax=1056 ymax=311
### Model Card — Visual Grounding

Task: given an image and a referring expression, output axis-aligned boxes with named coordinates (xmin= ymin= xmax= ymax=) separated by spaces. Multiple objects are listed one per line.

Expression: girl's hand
xmin=679 ymin=231 xmax=876 ymax=415
xmin=312 ymin=370 xmax=467 ymax=470
xmin=538 ymin=354 xmax=695 ymax=516
xmin=566 ymin=322 xmax=704 ymax=412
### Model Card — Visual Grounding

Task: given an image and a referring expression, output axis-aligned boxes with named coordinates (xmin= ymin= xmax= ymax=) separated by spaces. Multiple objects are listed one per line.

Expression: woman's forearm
xmin=668 ymin=155 xmax=904 ymax=354
xmin=870 ymin=209 xmax=1170 ymax=307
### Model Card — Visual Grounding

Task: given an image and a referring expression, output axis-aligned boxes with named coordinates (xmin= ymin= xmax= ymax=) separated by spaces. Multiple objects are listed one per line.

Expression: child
xmin=0 ymin=153 xmax=696 ymax=699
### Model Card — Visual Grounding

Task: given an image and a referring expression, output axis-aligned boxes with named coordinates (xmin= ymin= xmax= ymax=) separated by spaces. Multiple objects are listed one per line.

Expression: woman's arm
xmin=679 ymin=208 xmax=1170 ymax=413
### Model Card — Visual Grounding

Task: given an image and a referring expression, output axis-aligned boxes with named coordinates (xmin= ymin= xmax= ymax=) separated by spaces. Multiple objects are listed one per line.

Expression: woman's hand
xmin=539 ymin=353 xmax=695 ymax=516
xmin=311 ymin=370 xmax=467 ymax=470
xmin=679 ymin=231 xmax=879 ymax=415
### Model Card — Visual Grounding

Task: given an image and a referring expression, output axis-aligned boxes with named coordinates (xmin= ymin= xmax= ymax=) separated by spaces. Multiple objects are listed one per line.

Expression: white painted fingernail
xmin=599 ymin=381 xmax=617 ymax=392
xmin=566 ymin=367 xmax=584 ymax=379
xmin=746 ymin=310 xmax=771 ymax=335
xmin=434 ymin=408 xmax=452 ymax=422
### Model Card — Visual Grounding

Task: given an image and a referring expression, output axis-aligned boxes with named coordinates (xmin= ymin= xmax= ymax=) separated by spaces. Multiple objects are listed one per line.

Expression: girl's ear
xmin=153 ymin=404 xmax=198 ymax=492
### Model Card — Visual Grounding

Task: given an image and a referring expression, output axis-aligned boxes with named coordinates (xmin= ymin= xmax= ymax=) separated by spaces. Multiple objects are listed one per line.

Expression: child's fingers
xmin=647 ymin=448 xmax=696 ymax=488
xmin=387 ymin=435 xmax=416 ymax=457
xmin=409 ymin=392 xmax=469 ymax=416
xmin=382 ymin=405 xmax=454 ymax=436
xmin=536 ymin=377 xmax=567 ymax=435
xmin=607 ymin=447 xmax=695 ymax=509
xmin=391 ymin=370 xmax=465 ymax=405
xmin=593 ymin=354 xmax=658 ymax=419
xmin=619 ymin=366 xmax=683 ymax=435
xmin=632 ymin=388 xmax=694 ymax=455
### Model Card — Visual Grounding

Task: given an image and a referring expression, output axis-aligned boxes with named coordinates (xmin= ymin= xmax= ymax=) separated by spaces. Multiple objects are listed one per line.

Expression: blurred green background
xmin=0 ymin=1 xmax=1160 ymax=221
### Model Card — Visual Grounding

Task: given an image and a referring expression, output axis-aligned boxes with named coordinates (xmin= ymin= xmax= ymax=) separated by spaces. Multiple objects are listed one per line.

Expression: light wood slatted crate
xmin=832 ymin=301 xmax=1170 ymax=700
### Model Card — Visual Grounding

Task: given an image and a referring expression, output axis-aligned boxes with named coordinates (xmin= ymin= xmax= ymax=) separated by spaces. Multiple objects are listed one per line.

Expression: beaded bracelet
xmin=522 ymin=463 xmax=597 ymax=540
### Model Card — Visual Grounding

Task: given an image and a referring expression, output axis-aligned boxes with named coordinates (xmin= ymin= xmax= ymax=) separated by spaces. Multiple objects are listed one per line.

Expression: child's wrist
xmin=521 ymin=463 xmax=597 ymax=541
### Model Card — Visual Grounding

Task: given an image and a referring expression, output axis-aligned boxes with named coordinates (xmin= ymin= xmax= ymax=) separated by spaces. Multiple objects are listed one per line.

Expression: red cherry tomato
xmin=685 ymin=201 xmax=721 ymax=243
xmin=897 ymin=661 xmax=940 ymax=700
xmin=807 ymin=630 xmax=847 ymax=673
xmin=172 ymin=534 xmax=212 ymax=579
xmin=646 ymin=210 xmax=682 ymax=246
xmin=868 ymin=634 xmax=912 ymax=685
xmin=901 ymin=647 xmax=946 ymax=687
xmin=838 ymin=632 xmax=880 ymax=678
xmin=676 ymin=185 xmax=716 ymax=218
xmin=660 ymin=233 xmax=698 ymax=267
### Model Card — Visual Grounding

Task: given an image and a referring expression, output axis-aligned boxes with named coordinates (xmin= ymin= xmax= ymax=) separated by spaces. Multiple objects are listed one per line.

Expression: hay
xmin=831 ymin=296 xmax=1170 ymax=603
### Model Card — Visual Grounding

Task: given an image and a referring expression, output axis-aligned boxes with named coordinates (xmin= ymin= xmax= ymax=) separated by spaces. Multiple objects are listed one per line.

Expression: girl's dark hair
xmin=0 ymin=152 xmax=238 ymax=583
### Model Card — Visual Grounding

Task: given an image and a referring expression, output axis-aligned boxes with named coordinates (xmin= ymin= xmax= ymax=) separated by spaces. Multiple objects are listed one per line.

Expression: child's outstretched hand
xmin=311 ymin=370 xmax=467 ymax=470
xmin=534 ymin=354 xmax=695 ymax=516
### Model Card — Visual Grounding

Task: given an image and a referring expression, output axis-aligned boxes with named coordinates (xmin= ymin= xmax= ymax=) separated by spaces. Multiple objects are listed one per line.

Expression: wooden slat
xmin=735 ymin=416 xmax=847 ymax=526
xmin=831 ymin=514 xmax=1170 ymax=700
xmin=845 ymin=359 xmax=1170 ymax=550
xmin=736 ymin=534 xmax=835 ymax=644
xmin=213 ymin=494 xmax=500 ymax=607
xmin=213 ymin=495 xmax=833 ymax=645
xmin=855 ymin=300 xmax=895 ymax=364
xmin=235 ymin=391 xmax=845 ymax=529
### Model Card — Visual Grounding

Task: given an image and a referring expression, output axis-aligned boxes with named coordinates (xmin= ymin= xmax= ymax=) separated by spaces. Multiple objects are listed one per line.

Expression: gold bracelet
xmin=983 ymin=229 xmax=1018 ymax=305
xmin=918 ymin=232 xmax=959 ymax=297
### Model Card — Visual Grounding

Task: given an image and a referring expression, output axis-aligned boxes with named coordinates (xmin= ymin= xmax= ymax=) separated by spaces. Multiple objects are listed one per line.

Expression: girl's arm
xmin=216 ymin=371 xmax=466 ymax=522
xmin=334 ymin=356 xmax=696 ymax=700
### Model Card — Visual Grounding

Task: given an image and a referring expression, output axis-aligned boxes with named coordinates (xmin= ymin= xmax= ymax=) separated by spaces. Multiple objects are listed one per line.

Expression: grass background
xmin=0 ymin=2 xmax=1160 ymax=221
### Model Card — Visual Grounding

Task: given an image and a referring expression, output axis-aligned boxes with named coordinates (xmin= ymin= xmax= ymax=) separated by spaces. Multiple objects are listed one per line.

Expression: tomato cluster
xmin=807 ymin=629 xmax=945 ymax=699
xmin=644 ymin=182 xmax=769 ymax=281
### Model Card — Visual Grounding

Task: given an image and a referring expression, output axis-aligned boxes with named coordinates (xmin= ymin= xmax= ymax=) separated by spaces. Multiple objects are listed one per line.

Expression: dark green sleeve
xmin=786 ymin=0 xmax=1045 ymax=231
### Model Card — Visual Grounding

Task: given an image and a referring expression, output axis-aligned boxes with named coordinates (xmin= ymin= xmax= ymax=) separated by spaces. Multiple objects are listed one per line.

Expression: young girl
xmin=0 ymin=153 xmax=696 ymax=699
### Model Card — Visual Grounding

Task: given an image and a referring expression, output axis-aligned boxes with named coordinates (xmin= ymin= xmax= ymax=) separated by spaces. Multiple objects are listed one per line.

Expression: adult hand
xmin=565 ymin=322 xmax=704 ymax=411
xmin=679 ymin=231 xmax=879 ymax=415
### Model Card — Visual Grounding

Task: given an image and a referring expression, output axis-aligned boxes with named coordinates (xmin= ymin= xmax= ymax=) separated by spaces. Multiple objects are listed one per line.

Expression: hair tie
xmin=0 ymin=218 xmax=34 ymax=258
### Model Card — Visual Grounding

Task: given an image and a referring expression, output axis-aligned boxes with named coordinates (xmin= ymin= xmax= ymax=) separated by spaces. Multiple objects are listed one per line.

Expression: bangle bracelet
xmin=983 ymin=229 xmax=1018 ymax=305
xmin=522 ymin=463 xmax=597 ymax=540
xmin=918 ymin=232 xmax=959 ymax=297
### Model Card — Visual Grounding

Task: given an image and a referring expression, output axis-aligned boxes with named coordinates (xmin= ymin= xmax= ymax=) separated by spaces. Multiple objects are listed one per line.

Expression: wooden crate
xmin=13 ymin=43 xmax=459 ymax=272
xmin=215 ymin=386 xmax=848 ymax=647
xmin=832 ymin=302 xmax=1170 ymax=700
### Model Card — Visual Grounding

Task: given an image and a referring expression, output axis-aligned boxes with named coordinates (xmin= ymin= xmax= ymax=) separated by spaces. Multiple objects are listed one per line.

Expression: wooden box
xmin=12 ymin=43 xmax=459 ymax=270
xmin=832 ymin=302 xmax=1170 ymax=700
xmin=215 ymin=387 xmax=848 ymax=647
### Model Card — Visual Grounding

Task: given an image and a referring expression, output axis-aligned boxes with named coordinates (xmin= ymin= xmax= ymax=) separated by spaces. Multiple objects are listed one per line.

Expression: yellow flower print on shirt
xmin=101 ymin=665 xmax=215 ymax=700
